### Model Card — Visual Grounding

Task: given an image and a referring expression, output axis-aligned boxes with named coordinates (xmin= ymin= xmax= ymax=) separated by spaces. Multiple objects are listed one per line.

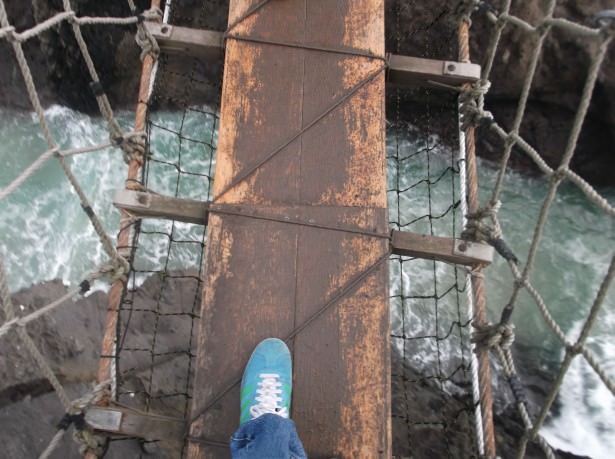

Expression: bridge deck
xmin=187 ymin=1 xmax=390 ymax=457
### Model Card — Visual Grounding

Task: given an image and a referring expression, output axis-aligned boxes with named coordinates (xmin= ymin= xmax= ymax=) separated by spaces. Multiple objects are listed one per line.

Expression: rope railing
xmin=0 ymin=0 xmax=165 ymax=456
xmin=460 ymin=1 xmax=615 ymax=457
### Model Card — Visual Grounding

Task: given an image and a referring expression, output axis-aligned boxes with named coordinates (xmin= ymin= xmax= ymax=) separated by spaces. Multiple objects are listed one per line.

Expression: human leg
xmin=230 ymin=413 xmax=306 ymax=459
xmin=230 ymin=338 xmax=307 ymax=459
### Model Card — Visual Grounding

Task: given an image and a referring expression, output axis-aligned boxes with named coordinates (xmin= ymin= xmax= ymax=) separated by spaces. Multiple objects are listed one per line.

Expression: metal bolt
xmin=458 ymin=242 xmax=467 ymax=252
xmin=447 ymin=63 xmax=457 ymax=72
xmin=161 ymin=25 xmax=170 ymax=34
xmin=137 ymin=193 xmax=148 ymax=205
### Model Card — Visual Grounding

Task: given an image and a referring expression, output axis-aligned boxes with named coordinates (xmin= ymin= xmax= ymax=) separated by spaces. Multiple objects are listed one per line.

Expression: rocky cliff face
xmin=1 ymin=0 xmax=613 ymax=185
xmin=0 ymin=0 xmax=148 ymax=111
xmin=387 ymin=0 xmax=615 ymax=187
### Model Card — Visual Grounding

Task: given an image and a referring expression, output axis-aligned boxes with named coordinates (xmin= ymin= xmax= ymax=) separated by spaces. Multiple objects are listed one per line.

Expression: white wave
xmin=542 ymin=322 xmax=615 ymax=459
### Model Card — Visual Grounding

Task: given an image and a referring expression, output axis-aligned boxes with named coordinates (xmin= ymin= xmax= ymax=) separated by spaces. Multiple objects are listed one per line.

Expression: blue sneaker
xmin=239 ymin=338 xmax=292 ymax=426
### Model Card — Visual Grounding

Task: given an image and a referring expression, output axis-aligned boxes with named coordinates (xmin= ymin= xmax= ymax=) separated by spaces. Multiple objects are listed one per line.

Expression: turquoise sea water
xmin=0 ymin=106 xmax=613 ymax=458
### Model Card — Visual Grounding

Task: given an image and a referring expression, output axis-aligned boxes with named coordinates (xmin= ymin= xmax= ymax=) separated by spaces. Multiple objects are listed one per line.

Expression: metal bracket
xmin=113 ymin=190 xmax=209 ymax=225
xmin=143 ymin=21 xmax=480 ymax=91
xmin=144 ymin=22 xmax=224 ymax=60
xmin=85 ymin=405 xmax=185 ymax=442
xmin=113 ymin=191 xmax=493 ymax=266
xmin=391 ymin=231 xmax=493 ymax=266
xmin=387 ymin=54 xmax=481 ymax=88
xmin=113 ymin=190 xmax=389 ymax=236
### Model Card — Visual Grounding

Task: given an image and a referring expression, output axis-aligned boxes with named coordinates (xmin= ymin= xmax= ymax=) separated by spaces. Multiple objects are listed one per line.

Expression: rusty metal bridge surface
xmin=186 ymin=0 xmax=390 ymax=457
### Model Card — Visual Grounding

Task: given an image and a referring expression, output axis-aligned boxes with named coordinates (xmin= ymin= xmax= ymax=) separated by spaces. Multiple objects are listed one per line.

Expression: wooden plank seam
xmin=213 ymin=64 xmax=386 ymax=202
xmin=188 ymin=1 xmax=390 ymax=455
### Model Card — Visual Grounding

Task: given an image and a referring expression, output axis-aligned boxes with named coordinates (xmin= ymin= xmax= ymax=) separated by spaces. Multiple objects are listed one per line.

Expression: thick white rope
xmin=458 ymin=125 xmax=486 ymax=456
xmin=462 ymin=3 xmax=615 ymax=457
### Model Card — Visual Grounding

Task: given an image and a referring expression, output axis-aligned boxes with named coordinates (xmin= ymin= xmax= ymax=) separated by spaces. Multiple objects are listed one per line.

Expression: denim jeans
xmin=230 ymin=413 xmax=307 ymax=459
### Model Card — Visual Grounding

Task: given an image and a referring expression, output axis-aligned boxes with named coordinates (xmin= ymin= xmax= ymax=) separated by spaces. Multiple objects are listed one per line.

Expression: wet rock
xmin=0 ymin=276 xmax=592 ymax=458
xmin=0 ymin=275 xmax=200 ymax=458
xmin=386 ymin=0 xmax=615 ymax=187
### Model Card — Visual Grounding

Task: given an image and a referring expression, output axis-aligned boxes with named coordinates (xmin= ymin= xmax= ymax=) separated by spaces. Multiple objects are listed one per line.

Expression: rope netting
xmin=457 ymin=1 xmax=615 ymax=457
xmin=111 ymin=2 xmax=222 ymax=456
xmin=388 ymin=106 xmax=481 ymax=459
xmin=0 ymin=0 xmax=177 ymax=456
xmin=388 ymin=2 xmax=482 ymax=457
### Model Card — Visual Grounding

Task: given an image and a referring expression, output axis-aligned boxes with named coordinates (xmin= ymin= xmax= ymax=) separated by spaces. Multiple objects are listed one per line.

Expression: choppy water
xmin=0 ymin=106 xmax=613 ymax=458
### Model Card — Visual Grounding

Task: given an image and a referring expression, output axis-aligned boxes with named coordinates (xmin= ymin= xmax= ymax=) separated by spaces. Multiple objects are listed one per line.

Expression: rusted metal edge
xmin=144 ymin=23 xmax=480 ymax=89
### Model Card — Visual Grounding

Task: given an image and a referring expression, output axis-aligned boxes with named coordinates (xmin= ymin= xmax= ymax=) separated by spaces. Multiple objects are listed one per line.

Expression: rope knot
xmin=566 ymin=342 xmax=583 ymax=357
xmin=0 ymin=25 xmax=16 ymax=41
xmin=551 ymin=166 xmax=568 ymax=183
xmin=462 ymin=200 xmax=501 ymax=242
xmin=65 ymin=11 xmax=79 ymax=25
xmin=99 ymin=256 xmax=130 ymax=284
xmin=472 ymin=322 xmax=516 ymax=351
xmin=48 ymin=381 xmax=112 ymax=458
xmin=456 ymin=0 xmax=480 ymax=23
xmin=477 ymin=0 xmax=498 ymax=16
xmin=115 ymin=131 xmax=146 ymax=164
xmin=142 ymin=7 xmax=163 ymax=22
xmin=467 ymin=265 xmax=485 ymax=279
xmin=74 ymin=428 xmax=107 ymax=457
xmin=459 ymin=79 xmax=492 ymax=130
xmin=462 ymin=201 xmax=519 ymax=262
xmin=135 ymin=8 xmax=162 ymax=61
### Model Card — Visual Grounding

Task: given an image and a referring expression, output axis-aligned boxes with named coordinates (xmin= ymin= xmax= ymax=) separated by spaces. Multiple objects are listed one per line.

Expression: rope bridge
xmin=0 ymin=0 xmax=614 ymax=458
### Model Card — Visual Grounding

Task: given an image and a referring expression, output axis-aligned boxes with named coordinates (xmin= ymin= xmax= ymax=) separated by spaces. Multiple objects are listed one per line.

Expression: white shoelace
xmin=250 ymin=373 xmax=289 ymax=419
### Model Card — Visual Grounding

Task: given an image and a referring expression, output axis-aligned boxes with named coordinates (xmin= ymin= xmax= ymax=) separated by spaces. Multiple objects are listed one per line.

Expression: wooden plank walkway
xmin=187 ymin=1 xmax=389 ymax=457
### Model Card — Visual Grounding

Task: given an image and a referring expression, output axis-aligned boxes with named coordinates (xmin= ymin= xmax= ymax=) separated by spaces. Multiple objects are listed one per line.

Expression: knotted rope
xmin=134 ymin=7 xmax=162 ymax=61
xmin=459 ymin=79 xmax=493 ymax=130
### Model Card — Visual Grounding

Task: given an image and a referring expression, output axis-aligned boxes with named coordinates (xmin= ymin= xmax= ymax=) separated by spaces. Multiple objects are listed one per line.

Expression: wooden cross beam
xmin=144 ymin=22 xmax=481 ymax=88
xmin=113 ymin=190 xmax=493 ymax=266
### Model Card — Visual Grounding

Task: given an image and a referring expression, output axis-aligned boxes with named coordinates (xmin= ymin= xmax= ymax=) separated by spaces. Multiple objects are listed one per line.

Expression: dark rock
xmin=1 ymin=0 xmax=150 ymax=112
xmin=0 ymin=279 xmax=107 ymax=404
xmin=391 ymin=351 xmax=478 ymax=458
xmin=468 ymin=0 xmax=615 ymax=187
xmin=0 ymin=275 xmax=592 ymax=458
xmin=386 ymin=0 xmax=615 ymax=187
xmin=0 ymin=275 xmax=200 ymax=458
